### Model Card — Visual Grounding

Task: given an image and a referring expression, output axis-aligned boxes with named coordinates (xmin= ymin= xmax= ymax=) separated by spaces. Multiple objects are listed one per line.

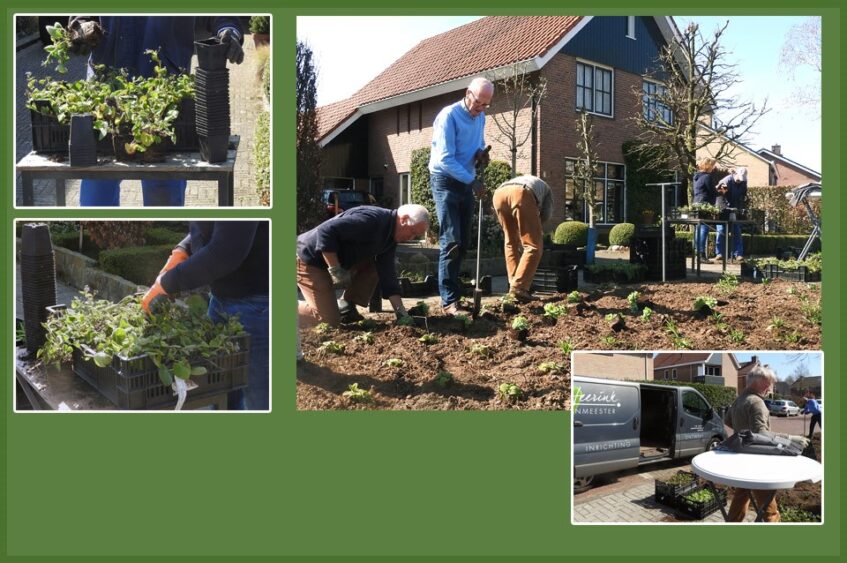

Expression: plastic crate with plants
xmin=38 ymin=291 xmax=249 ymax=409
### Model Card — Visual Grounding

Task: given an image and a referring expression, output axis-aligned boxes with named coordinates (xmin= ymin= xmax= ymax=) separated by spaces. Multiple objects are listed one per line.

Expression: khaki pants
xmin=727 ymin=488 xmax=780 ymax=522
xmin=296 ymin=257 xmax=378 ymax=327
xmin=493 ymin=184 xmax=543 ymax=292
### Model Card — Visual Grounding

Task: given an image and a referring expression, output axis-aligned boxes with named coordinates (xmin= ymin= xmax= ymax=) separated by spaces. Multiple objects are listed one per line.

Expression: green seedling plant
xmin=604 ymin=313 xmax=620 ymax=325
xmin=558 ymin=339 xmax=574 ymax=356
xmin=626 ymin=291 xmax=641 ymax=313
xmin=666 ymin=472 xmax=696 ymax=486
xmin=408 ymin=301 xmax=429 ymax=316
xmin=356 ymin=318 xmax=378 ymax=331
xmin=318 ymin=340 xmax=345 ymax=355
xmin=640 ymin=307 xmax=653 ymax=322
xmin=664 ymin=318 xmax=692 ymax=349
xmin=498 ymin=382 xmax=523 ymax=402
xmin=470 ymin=344 xmax=491 ymax=357
xmin=43 ymin=22 xmax=73 ymax=73
xmin=314 ymin=322 xmax=332 ymax=335
xmin=543 ymin=303 xmax=567 ymax=320
xmin=716 ymin=273 xmax=739 ymax=294
xmin=434 ymin=370 xmax=453 ymax=388
xmin=566 ymin=291 xmax=582 ymax=304
xmin=511 ymin=316 xmax=529 ymax=331
xmin=729 ymin=328 xmax=745 ymax=343
xmin=683 ymin=489 xmax=715 ymax=504
xmin=760 ymin=277 xmax=772 ymax=286
xmin=384 ymin=358 xmax=405 ymax=368
xmin=767 ymin=317 xmax=785 ymax=331
xmin=354 ymin=331 xmax=375 ymax=345
xmin=418 ymin=333 xmax=439 ymax=345
xmin=342 ymin=383 xmax=373 ymax=404
xmin=396 ymin=314 xmax=416 ymax=327
xmin=538 ymin=362 xmax=565 ymax=374
xmin=802 ymin=303 xmax=822 ymax=326
xmin=453 ymin=313 xmax=473 ymax=329
xmin=783 ymin=330 xmax=801 ymax=344
xmin=778 ymin=504 xmax=821 ymax=523
xmin=693 ymin=295 xmax=717 ymax=313
xmin=600 ymin=335 xmax=618 ymax=347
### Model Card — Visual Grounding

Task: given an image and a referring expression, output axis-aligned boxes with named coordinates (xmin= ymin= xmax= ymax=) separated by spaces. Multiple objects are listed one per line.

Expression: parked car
xmin=322 ymin=189 xmax=377 ymax=219
xmin=572 ymin=376 xmax=727 ymax=493
xmin=768 ymin=399 xmax=800 ymax=417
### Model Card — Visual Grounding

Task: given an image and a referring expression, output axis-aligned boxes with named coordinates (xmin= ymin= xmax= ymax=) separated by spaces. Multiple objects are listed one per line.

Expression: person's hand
xmin=68 ymin=19 xmax=104 ymax=54
xmin=394 ymin=311 xmax=414 ymax=326
xmin=798 ymin=436 xmax=811 ymax=449
xmin=142 ymin=278 xmax=171 ymax=314
xmin=218 ymin=28 xmax=244 ymax=64
xmin=159 ymin=247 xmax=189 ymax=276
xmin=327 ymin=265 xmax=351 ymax=289
xmin=474 ymin=148 xmax=491 ymax=168
xmin=470 ymin=178 xmax=486 ymax=199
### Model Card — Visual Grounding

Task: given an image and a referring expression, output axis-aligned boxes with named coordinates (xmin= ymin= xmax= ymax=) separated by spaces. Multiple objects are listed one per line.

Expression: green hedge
xmin=254 ymin=109 xmax=270 ymax=205
xmin=50 ymin=230 xmax=99 ymax=259
xmin=673 ymin=232 xmax=817 ymax=256
xmin=647 ymin=380 xmax=738 ymax=410
xmin=144 ymin=226 xmax=186 ymax=246
xmin=98 ymin=245 xmax=174 ymax=286
xmin=609 ymin=223 xmax=636 ymax=246
xmin=553 ymin=221 xmax=588 ymax=245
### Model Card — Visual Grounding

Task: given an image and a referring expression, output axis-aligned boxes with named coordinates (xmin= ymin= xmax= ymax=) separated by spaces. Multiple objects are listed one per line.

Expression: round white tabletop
xmin=691 ymin=450 xmax=822 ymax=490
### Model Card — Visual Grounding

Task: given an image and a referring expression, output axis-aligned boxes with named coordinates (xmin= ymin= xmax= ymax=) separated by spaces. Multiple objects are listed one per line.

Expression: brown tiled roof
xmin=653 ymin=353 xmax=711 ymax=369
xmin=317 ymin=16 xmax=583 ymax=140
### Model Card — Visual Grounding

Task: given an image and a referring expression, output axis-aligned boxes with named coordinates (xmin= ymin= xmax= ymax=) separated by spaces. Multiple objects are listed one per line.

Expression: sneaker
xmin=510 ymin=288 xmax=535 ymax=303
xmin=338 ymin=299 xmax=364 ymax=324
xmin=714 ymin=254 xmax=724 ymax=261
xmin=443 ymin=301 xmax=467 ymax=317
xmin=699 ymin=253 xmax=712 ymax=264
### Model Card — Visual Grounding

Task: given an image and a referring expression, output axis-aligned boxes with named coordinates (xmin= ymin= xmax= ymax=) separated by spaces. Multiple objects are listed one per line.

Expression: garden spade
xmin=472 ymin=145 xmax=491 ymax=319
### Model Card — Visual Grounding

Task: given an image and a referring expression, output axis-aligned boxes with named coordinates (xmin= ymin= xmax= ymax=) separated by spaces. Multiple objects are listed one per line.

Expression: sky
xmin=729 ymin=352 xmax=821 ymax=381
xmin=297 ymin=15 xmax=822 ymax=172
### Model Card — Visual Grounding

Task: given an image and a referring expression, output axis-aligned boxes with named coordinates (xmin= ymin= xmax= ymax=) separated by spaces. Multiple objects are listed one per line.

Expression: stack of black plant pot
xmin=194 ymin=38 xmax=231 ymax=163
xmin=68 ymin=114 xmax=98 ymax=167
xmin=20 ymin=224 xmax=57 ymax=355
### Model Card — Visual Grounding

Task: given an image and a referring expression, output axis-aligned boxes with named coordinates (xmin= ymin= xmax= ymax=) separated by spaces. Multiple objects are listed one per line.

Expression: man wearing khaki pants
xmin=492 ymin=175 xmax=553 ymax=302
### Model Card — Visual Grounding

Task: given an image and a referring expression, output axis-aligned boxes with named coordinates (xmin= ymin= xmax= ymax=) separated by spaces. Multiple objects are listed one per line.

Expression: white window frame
xmin=575 ymin=59 xmax=615 ymax=118
xmin=627 ymin=16 xmax=636 ymax=40
xmin=564 ymin=159 xmax=627 ymax=225
xmin=398 ymin=172 xmax=411 ymax=207
xmin=642 ymin=78 xmax=673 ymax=126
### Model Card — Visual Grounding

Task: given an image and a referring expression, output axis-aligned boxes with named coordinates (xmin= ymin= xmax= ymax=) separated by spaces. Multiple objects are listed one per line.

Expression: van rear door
xmin=675 ymin=388 xmax=716 ymax=457
xmin=573 ymin=379 xmax=640 ymax=477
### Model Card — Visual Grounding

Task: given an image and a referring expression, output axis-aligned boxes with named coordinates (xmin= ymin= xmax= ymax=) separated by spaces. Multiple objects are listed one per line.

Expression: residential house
xmin=571 ymin=352 xmax=654 ymax=381
xmin=652 ymin=352 xmax=740 ymax=390
xmin=758 ymin=145 xmax=821 ymax=186
xmin=736 ymin=354 xmax=762 ymax=390
xmin=790 ymin=375 xmax=822 ymax=399
xmin=317 ymin=16 xmax=683 ymax=229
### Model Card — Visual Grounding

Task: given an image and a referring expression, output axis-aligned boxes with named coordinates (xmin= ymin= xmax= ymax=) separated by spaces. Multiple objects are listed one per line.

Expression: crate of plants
xmin=532 ymin=266 xmax=579 ymax=293
xmin=676 ymin=486 xmax=728 ymax=520
xmin=27 ymin=41 xmax=197 ymax=160
xmin=539 ymin=243 xmax=586 ymax=268
xmin=583 ymin=262 xmax=647 ymax=285
xmin=398 ymin=273 xmax=438 ymax=297
xmin=39 ymin=291 xmax=249 ymax=410
xmin=654 ymin=471 xmax=700 ymax=507
xmin=741 ymin=255 xmax=822 ymax=283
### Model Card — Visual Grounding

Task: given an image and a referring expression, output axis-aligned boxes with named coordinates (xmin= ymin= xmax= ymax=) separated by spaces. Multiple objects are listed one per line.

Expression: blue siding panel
xmin=561 ymin=16 xmax=667 ymax=76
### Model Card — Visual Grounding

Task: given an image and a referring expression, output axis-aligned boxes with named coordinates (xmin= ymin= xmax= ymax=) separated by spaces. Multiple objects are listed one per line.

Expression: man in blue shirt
xmin=67 ymin=16 xmax=244 ymax=206
xmin=801 ymin=391 xmax=821 ymax=441
xmin=429 ymin=77 xmax=493 ymax=316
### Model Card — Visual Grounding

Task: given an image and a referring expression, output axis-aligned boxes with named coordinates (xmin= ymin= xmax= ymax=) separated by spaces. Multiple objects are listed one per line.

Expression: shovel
xmin=472 ymin=197 xmax=484 ymax=318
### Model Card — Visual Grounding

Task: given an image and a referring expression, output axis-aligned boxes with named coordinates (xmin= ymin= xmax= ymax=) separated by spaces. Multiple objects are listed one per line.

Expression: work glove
xmin=68 ymin=18 xmax=104 ymax=55
xmin=474 ymin=148 xmax=491 ymax=168
xmin=159 ymin=247 xmax=189 ymax=276
xmin=327 ymin=265 xmax=351 ymax=289
xmin=470 ymin=178 xmax=486 ymax=199
xmin=142 ymin=278 xmax=171 ymax=315
xmin=218 ymin=28 xmax=244 ymax=65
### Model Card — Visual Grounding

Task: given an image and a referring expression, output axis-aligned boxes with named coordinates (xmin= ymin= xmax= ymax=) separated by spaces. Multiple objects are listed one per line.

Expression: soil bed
xmin=297 ymin=279 xmax=821 ymax=410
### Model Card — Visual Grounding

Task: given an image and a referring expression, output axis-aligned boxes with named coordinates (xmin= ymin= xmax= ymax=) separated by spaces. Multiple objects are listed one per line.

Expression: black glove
xmin=470 ymin=178 xmax=486 ymax=199
xmin=218 ymin=28 xmax=244 ymax=65
xmin=68 ymin=18 xmax=104 ymax=55
xmin=327 ymin=265 xmax=351 ymax=289
xmin=475 ymin=148 xmax=491 ymax=168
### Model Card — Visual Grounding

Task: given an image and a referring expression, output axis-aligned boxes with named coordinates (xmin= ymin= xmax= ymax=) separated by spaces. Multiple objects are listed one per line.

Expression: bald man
xmin=429 ymin=77 xmax=494 ymax=316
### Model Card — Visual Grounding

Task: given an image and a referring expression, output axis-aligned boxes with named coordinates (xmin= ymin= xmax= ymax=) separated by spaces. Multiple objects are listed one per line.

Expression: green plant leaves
xmin=158 ymin=364 xmax=173 ymax=387
xmin=92 ymin=351 xmax=113 ymax=368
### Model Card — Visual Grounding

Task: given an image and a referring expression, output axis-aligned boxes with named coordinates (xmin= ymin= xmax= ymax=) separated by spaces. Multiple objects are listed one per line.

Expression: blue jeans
xmin=209 ymin=294 xmax=270 ymax=411
xmin=431 ymin=173 xmax=475 ymax=306
xmin=694 ymin=224 xmax=710 ymax=255
xmin=716 ymin=223 xmax=744 ymax=258
xmin=79 ymin=178 xmax=187 ymax=206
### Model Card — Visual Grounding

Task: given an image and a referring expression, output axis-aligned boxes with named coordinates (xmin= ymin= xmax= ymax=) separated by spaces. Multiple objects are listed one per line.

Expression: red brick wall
xmin=773 ymin=161 xmax=819 ymax=186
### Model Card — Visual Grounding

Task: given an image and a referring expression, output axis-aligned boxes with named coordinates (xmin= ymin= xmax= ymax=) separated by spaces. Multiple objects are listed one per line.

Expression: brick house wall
xmin=572 ymin=353 xmax=654 ymax=381
xmin=772 ymin=160 xmax=820 ymax=186
xmin=654 ymin=364 xmax=697 ymax=382
xmin=698 ymin=137 xmax=772 ymax=186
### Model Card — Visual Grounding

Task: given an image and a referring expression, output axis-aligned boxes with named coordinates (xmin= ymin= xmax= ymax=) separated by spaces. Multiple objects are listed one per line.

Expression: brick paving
xmin=15 ymin=30 xmax=267 ymax=207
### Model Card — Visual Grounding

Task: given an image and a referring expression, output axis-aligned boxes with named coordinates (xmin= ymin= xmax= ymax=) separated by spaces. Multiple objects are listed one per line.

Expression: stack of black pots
xmin=20 ymin=224 xmax=57 ymax=355
xmin=194 ymin=38 xmax=231 ymax=163
xmin=69 ymin=114 xmax=97 ymax=167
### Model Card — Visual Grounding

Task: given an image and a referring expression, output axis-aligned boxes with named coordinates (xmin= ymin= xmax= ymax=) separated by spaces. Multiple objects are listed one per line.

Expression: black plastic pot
xmin=20 ymin=223 xmax=57 ymax=354
xmin=194 ymin=38 xmax=229 ymax=70
xmin=69 ymin=114 xmax=97 ymax=167
xmin=199 ymin=134 xmax=230 ymax=163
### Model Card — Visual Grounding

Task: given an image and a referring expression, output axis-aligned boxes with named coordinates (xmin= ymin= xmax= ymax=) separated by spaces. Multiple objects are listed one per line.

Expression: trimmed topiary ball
xmin=609 ymin=222 xmax=636 ymax=246
xmin=553 ymin=221 xmax=588 ymax=246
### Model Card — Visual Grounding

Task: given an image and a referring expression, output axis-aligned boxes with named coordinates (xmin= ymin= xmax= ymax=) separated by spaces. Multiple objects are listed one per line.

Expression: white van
xmin=572 ymin=376 xmax=727 ymax=492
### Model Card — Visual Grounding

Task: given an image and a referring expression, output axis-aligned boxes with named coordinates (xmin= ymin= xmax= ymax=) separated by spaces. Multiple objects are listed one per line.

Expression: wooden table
xmin=15 ymin=346 xmax=229 ymax=411
xmin=667 ymin=217 xmax=756 ymax=276
xmin=16 ymin=135 xmax=239 ymax=207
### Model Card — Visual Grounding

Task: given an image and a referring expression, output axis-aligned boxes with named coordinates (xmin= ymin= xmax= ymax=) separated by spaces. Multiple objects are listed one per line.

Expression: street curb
xmin=16 ymin=33 xmax=40 ymax=52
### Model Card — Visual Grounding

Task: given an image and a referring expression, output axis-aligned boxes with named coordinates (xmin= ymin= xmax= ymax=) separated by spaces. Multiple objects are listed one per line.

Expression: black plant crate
xmin=532 ymin=266 xmax=579 ymax=293
xmin=676 ymin=486 xmax=728 ymax=520
xmin=741 ymin=263 xmax=821 ymax=283
xmin=71 ymin=334 xmax=249 ymax=410
xmin=540 ymin=244 xmax=586 ymax=267
xmin=30 ymin=103 xmax=69 ymax=154
xmin=399 ymin=276 xmax=437 ymax=297
xmin=654 ymin=472 xmax=700 ymax=507
xmin=583 ymin=266 xmax=646 ymax=285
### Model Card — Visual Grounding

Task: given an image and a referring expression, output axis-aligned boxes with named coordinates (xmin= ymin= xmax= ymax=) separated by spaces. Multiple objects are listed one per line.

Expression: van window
xmin=682 ymin=390 xmax=710 ymax=418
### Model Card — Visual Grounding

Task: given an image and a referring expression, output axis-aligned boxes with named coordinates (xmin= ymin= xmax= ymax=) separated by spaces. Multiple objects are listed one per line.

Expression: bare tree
xmin=574 ymin=111 xmax=600 ymax=228
xmin=489 ymin=62 xmax=547 ymax=175
xmin=779 ymin=17 xmax=821 ymax=112
xmin=630 ymin=21 xmax=768 ymax=201
xmin=296 ymin=41 xmax=323 ymax=233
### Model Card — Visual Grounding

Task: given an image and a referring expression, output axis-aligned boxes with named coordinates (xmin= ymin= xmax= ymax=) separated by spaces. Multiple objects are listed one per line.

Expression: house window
xmin=642 ymin=80 xmax=673 ymax=125
xmin=564 ymin=159 xmax=625 ymax=223
xmin=576 ymin=61 xmax=613 ymax=117
xmin=705 ymin=365 xmax=722 ymax=377
xmin=324 ymin=177 xmax=355 ymax=191
xmin=398 ymin=173 xmax=411 ymax=207
xmin=626 ymin=16 xmax=636 ymax=39
xmin=369 ymin=177 xmax=384 ymax=201
xmin=672 ymin=369 xmax=677 ymax=380
xmin=664 ymin=370 xmax=669 ymax=380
